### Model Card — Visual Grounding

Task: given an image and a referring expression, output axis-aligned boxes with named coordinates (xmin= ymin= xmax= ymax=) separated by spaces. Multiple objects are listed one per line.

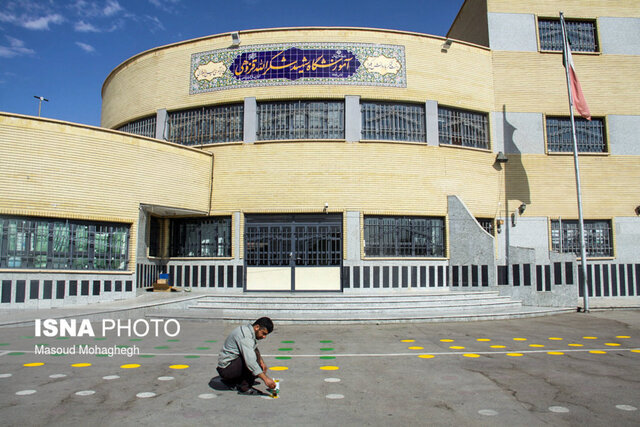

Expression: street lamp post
xmin=33 ymin=95 xmax=49 ymax=117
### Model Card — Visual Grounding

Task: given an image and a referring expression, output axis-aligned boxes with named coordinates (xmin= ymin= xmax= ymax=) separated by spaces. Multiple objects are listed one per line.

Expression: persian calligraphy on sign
xmin=230 ymin=47 xmax=360 ymax=81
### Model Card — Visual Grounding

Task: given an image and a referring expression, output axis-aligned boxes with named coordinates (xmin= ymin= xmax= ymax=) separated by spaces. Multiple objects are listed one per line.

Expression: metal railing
xmin=364 ymin=216 xmax=445 ymax=257
xmin=551 ymin=219 xmax=613 ymax=257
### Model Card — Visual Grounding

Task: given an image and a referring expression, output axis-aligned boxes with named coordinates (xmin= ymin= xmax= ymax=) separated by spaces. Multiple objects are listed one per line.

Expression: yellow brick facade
xmin=0 ymin=113 xmax=213 ymax=271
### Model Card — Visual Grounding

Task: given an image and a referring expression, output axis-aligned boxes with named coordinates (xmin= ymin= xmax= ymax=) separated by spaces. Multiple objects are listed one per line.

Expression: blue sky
xmin=0 ymin=0 xmax=465 ymax=127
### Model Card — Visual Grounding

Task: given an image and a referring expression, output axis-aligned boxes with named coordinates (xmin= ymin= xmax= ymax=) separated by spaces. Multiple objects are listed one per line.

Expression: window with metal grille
xmin=170 ymin=217 xmax=231 ymax=257
xmin=546 ymin=117 xmax=606 ymax=153
xmin=364 ymin=216 xmax=445 ymax=257
xmin=257 ymin=101 xmax=344 ymax=140
xmin=551 ymin=219 xmax=612 ymax=257
xmin=476 ymin=218 xmax=495 ymax=236
xmin=117 ymin=116 xmax=157 ymax=138
xmin=361 ymin=102 xmax=425 ymax=142
xmin=438 ymin=106 xmax=489 ymax=149
xmin=538 ymin=18 xmax=598 ymax=52
xmin=0 ymin=216 xmax=129 ymax=270
xmin=167 ymin=104 xmax=243 ymax=145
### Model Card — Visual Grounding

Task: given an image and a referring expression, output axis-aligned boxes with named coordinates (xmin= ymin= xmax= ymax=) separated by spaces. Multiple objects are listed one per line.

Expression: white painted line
xmin=478 ymin=409 xmax=498 ymax=416
xmin=0 ymin=373 xmax=13 ymax=378
xmin=158 ymin=376 xmax=174 ymax=381
xmin=549 ymin=406 xmax=570 ymax=413
xmin=324 ymin=378 xmax=341 ymax=383
xmin=0 ymin=351 xmax=9 ymax=357
xmin=326 ymin=394 xmax=344 ymax=399
xmin=75 ymin=390 xmax=96 ymax=396
xmin=16 ymin=390 xmax=37 ymax=396
xmin=616 ymin=405 xmax=637 ymax=411
xmin=49 ymin=374 xmax=67 ymax=379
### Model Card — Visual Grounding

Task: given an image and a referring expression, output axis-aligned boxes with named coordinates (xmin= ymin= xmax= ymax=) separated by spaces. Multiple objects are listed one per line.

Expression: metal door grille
xmin=361 ymin=102 xmax=425 ymax=142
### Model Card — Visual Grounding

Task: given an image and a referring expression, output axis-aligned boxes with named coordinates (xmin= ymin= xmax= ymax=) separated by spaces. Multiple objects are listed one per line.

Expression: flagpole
xmin=560 ymin=12 xmax=590 ymax=312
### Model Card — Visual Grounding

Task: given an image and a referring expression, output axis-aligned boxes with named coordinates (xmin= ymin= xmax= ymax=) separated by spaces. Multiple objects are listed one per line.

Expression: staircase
xmin=145 ymin=290 xmax=574 ymax=324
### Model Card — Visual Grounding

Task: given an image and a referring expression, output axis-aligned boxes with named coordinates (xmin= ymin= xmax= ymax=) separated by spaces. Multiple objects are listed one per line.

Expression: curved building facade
xmin=1 ymin=0 xmax=639 ymax=308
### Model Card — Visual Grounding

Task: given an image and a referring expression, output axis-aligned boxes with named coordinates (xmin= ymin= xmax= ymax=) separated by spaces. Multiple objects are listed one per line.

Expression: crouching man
xmin=217 ymin=317 xmax=277 ymax=395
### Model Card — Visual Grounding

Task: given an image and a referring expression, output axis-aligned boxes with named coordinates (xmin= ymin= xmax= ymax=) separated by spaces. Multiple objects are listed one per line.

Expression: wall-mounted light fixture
xmin=636 ymin=205 xmax=640 ymax=216
xmin=496 ymin=219 xmax=504 ymax=233
xmin=441 ymin=39 xmax=453 ymax=53
xmin=518 ymin=203 xmax=527 ymax=215
xmin=323 ymin=202 xmax=329 ymax=214
xmin=495 ymin=151 xmax=508 ymax=163
xmin=230 ymin=31 xmax=241 ymax=47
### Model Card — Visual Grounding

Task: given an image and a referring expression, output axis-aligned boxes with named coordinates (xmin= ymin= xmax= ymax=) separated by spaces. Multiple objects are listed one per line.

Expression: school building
xmin=1 ymin=0 xmax=639 ymax=312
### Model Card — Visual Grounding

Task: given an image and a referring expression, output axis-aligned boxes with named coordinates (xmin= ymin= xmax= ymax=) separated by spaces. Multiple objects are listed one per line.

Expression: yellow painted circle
xmin=477 ymin=338 xmax=491 ymax=342
xmin=418 ymin=354 xmax=435 ymax=359
xmin=71 ymin=363 xmax=92 ymax=367
xmin=120 ymin=364 xmax=141 ymax=369
xmin=320 ymin=366 xmax=340 ymax=371
xmin=401 ymin=339 xmax=415 ymax=343
xmin=269 ymin=366 xmax=289 ymax=371
xmin=548 ymin=337 xmax=563 ymax=341
xmin=568 ymin=343 xmax=584 ymax=347
xmin=507 ymin=353 xmax=524 ymax=357
xmin=450 ymin=346 xmax=465 ymax=350
xmin=605 ymin=343 xmax=621 ymax=347
xmin=491 ymin=345 xmax=506 ymax=349
xmin=529 ymin=344 xmax=545 ymax=348
xmin=616 ymin=336 xmax=631 ymax=339
xmin=440 ymin=339 xmax=454 ymax=343
xmin=463 ymin=353 xmax=480 ymax=358
xmin=589 ymin=351 xmax=606 ymax=354
xmin=169 ymin=364 xmax=189 ymax=370
xmin=24 ymin=362 xmax=45 ymax=367
xmin=630 ymin=349 xmax=640 ymax=353
xmin=513 ymin=338 xmax=527 ymax=341
xmin=583 ymin=336 xmax=598 ymax=340
xmin=547 ymin=352 xmax=564 ymax=356
xmin=408 ymin=346 xmax=424 ymax=350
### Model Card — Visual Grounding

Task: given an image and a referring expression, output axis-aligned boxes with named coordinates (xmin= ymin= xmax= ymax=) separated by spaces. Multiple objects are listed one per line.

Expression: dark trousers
xmin=217 ymin=351 xmax=259 ymax=390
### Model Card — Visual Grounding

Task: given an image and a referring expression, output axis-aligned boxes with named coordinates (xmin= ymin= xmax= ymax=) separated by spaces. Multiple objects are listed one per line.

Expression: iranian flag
xmin=562 ymin=17 xmax=591 ymax=120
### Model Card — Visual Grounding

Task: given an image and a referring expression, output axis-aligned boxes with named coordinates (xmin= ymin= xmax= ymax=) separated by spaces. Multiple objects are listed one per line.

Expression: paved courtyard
xmin=1 ymin=310 xmax=639 ymax=426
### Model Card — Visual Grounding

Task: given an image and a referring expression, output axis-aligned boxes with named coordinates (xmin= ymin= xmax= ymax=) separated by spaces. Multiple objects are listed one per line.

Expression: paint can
xmin=269 ymin=379 xmax=280 ymax=398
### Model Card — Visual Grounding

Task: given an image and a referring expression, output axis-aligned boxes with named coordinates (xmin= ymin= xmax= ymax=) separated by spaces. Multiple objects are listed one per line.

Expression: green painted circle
xmin=36 ymin=343 xmax=50 ymax=347
xmin=0 ymin=343 xmax=9 ymax=346
xmin=319 ymin=340 xmax=333 ymax=343
xmin=95 ymin=354 xmax=109 ymax=357
xmin=21 ymin=336 xmax=34 ymax=339
xmin=184 ymin=355 xmax=200 ymax=359
xmin=115 ymin=345 xmax=130 ymax=349
xmin=167 ymin=339 xmax=180 ymax=342
xmin=196 ymin=347 xmax=210 ymax=350
xmin=320 ymin=356 xmax=336 ymax=359
xmin=8 ymin=352 xmax=25 ymax=356
xmin=129 ymin=338 xmax=143 ymax=342
xmin=278 ymin=348 xmax=293 ymax=351
xmin=139 ymin=355 xmax=155 ymax=358
xmin=204 ymin=340 xmax=217 ymax=343
xmin=154 ymin=346 xmax=170 ymax=350
xmin=320 ymin=348 xmax=334 ymax=351
xmin=94 ymin=337 xmax=107 ymax=341
xmin=281 ymin=340 xmax=295 ymax=343
xmin=275 ymin=356 xmax=292 ymax=360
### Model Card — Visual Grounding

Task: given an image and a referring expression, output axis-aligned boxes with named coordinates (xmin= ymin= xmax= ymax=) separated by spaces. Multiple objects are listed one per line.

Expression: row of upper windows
xmin=118 ymin=101 xmax=608 ymax=154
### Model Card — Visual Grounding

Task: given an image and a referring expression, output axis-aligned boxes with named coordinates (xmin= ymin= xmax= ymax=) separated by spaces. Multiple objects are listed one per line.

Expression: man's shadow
xmin=208 ymin=376 xmax=234 ymax=391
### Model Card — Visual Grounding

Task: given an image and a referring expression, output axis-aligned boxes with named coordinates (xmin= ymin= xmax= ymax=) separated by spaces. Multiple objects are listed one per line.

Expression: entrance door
xmin=245 ymin=214 xmax=342 ymax=291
